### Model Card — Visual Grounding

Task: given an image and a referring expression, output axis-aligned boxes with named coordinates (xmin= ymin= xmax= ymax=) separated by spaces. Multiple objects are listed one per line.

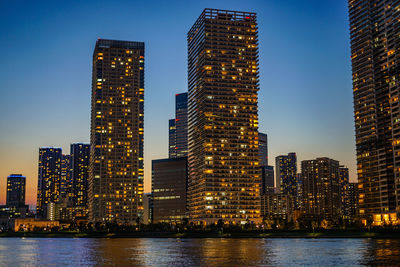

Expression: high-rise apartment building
xmin=275 ymin=153 xmax=298 ymax=207
xmin=6 ymin=174 xmax=26 ymax=207
xmin=89 ymin=39 xmax=145 ymax=224
xmin=71 ymin=143 xmax=90 ymax=219
xmin=301 ymin=157 xmax=341 ymax=221
xmin=348 ymin=0 xmax=400 ymax=224
xmin=152 ymin=157 xmax=188 ymax=223
xmin=37 ymin=147 xmax=62 ymax=218
xmin=169 ymin=93 xmax=188 ymax=158
xmin=187 ymin=9 xmax=261 ymax=224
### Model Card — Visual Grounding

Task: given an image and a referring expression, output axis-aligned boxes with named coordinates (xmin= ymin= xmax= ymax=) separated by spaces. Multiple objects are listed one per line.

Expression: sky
xmin=0 ymin=0 xmax=355 ymax=207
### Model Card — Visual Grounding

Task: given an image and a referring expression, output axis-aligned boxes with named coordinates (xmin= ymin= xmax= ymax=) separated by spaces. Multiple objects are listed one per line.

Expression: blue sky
xmin=0 ymin=0 xmax=354 ymax=205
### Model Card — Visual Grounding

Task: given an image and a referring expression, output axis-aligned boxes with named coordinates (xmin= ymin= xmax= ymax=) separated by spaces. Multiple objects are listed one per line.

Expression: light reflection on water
xmin=0 ymin=238 xmax=399 ymax=266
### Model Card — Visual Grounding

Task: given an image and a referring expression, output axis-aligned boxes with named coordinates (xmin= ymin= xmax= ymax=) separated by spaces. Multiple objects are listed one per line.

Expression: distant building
xmin=187 ymin=8 xmax=261 ymax=224
xmin=37 ymin=147 xmax=62 ymax=218
xmin=168 ymin=119 xmax=177 ymax=158
xmin=276 ymin=153 xmax=298 ymax=208
xmin=261 ymin=193 xmax=294 ymax=221
xmin=339 ymin=166 xmax=349 ymax=217
xmin=169 ymin=93 xmax=188 ymax=158
xmin=301 ymin=157 xmax=341 ymax=221
xmin=296 ymin=173 xmax=303 ymax=210
xmin=60 ymin=154 xmax=72 ymax=202
xmin=258 ymin=133 xmax=268 ymax=166
xmin=71 ymin=143 xmax=90 ymax=219
xmin=261 ymin=166 xmax=274 ymax=195
xmin=143 ymin=193 xmax=153 ymax=224
xmin=89 ymin=39 xmax=145 ymax=224
xmin=347 ymin=182 xmax=358 ymax=219
xmin=6 ymin=174 xmax=26 ymax=207
xmin=152 ymin=157 xmax=187 ymax=223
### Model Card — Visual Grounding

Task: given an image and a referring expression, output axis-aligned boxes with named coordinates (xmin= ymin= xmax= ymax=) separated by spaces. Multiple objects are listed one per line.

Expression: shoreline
xmin=2 ymin=231 xmax=400 ymax=239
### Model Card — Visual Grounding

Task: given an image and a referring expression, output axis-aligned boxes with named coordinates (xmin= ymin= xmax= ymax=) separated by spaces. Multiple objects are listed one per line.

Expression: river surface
xmin=0 ymin=238 xmax=399 ymax=266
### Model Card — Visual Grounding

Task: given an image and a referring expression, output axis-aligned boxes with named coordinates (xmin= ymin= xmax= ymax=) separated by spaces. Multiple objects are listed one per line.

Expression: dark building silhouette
xmin=60 ymin=154 xmax=72 ymax=202
xmin=302 ymin=157 xmax=341 ymax=221
xmin=152 ymin=157 xmax=188 ymax=223
xmin=258 ymin=132 xmax=268 ymax=166
xmin=348 ymin=0 xmax=400 ymax=224
xmin=89 ymin=39 xmax=144 ymax=224
xmin=36 ymin=147 xmax=62 ymax=218
xmin=261 ymin=166 xmax=274 ymax=195
xmin=187 ymin=8 xmax=261 ymax=224
xmin=6 ymin=174 xmax=26 ymax=207
xmin=169 ymin=93 xmax=188 ymax=158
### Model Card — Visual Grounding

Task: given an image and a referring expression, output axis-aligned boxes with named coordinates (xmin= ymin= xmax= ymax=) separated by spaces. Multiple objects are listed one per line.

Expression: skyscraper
xmin=258 ymin=132 xmax=268 ymax=166
xmin=187 ymin=9 xmax=261 ymax=224
xmin=169 ymin=93 xmax=188 ymax=158
xmin=71 ymin=143 xmax=90 ymax=219
xmin=275 ymin=153 xmax=298 ymax=207
xmin=89 ymin=39 xmax=144 ymax=224
xmin=6 ymin=174 xmax=26 ymax=207
xmin=168 ymin=119 xmax=177 ymax=158
xmin=175 ymin=93 xmax=188 ymax=158
xmin=301 ymin=157 xmax=341 ymax=221
xmin=348 ymin=1 xmax=400 ymax=223
xmin=37 ymin=147 xmax=62 ymax=218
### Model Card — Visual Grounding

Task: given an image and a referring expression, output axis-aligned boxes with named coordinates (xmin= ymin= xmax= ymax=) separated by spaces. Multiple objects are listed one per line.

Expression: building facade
xmin=348 ymin=0 xmax=400 ymax=224
xmin=261 ymin=193 xmax=294 ymax=221
xmin=89 ymin=39 xmax=145 ymax=224
xmin=71 ymin=143 xmax=90 ymax=219
xmin=187 ymin=8 xmax=261 ymax=224
xmin=339 ymin=166 xmax=350 ymax=218
xmin=152 ymin=157 xmax=188 ymax=223
xmin=6 ymin=174 xmax=26 ymax=207
xmin=37 ymin=147 xmax=62 ymax=218
xmin=60 ymin=154 xmax=72 ymax=202
xmin=258 ymin=132 xmax=268 ymax=166
xmin=348 ymin=182 xmax=359 ymax=219
xmin=168 ymin=119 xmax=177 ymax=158
xmin=301 ymin=158 xmax=341 ymax=221
xmin=275 ymin=153 xmax=298 ymax=208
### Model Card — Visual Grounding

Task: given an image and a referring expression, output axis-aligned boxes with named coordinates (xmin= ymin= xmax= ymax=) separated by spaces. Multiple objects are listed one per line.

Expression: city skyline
xmin=0 ymin=0 xmax=354 ymax=207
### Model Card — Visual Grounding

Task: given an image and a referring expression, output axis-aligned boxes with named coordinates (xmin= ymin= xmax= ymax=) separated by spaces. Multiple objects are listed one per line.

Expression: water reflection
xmin=0 ymin=238 xmax=399 ymax=266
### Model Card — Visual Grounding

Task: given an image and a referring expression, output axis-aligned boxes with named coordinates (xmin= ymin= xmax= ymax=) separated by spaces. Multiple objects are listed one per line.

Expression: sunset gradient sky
xmin=0 ymin=0 xmax=354 ymax=207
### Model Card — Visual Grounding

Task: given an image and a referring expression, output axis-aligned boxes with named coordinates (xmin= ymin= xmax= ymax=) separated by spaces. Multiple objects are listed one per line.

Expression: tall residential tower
xmin=187 ymin=9 xmax=261 ymax=224
xmin=348 ymin=0 xmax=400 ymax=224
xmin=89 ymin=39 xmax=145 ymax=224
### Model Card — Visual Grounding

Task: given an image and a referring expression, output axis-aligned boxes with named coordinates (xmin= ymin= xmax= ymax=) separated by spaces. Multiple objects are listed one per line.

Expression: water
xmin=0 ymin=238 xmax=399 ymax=266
